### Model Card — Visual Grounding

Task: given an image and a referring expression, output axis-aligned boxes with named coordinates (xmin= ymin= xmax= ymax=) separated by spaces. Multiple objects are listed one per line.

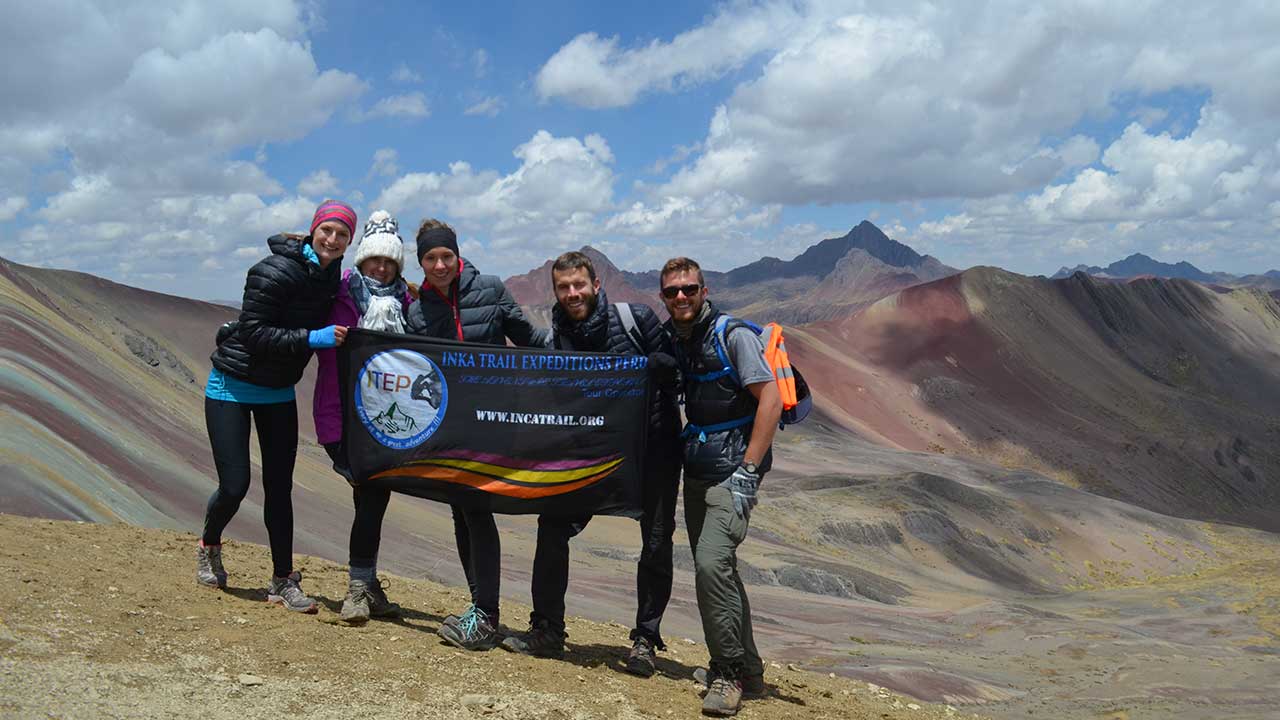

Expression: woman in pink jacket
xmin=313 ymin=209 xmax=416 ymax=624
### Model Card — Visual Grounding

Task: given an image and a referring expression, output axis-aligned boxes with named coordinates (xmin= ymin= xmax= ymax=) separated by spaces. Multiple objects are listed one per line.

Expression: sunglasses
xmin=661 ymin=283 xmax=702 ymax=299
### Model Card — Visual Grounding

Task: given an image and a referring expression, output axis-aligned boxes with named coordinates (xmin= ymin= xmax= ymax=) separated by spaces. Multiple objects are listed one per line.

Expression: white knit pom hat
xmin=352 ymin=210 xmax=405 ymax=273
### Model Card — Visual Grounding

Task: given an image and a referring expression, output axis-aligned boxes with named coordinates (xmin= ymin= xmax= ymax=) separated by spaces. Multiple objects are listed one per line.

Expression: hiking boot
xmin=624 ymin=636 xmax=656 ymax=677
xmin=266 ymin=571 xmax=318 ymax=613
xmin=695 ymin=667 xmax=766 ymax=700
xmin=195 ymin=542 xmax=227 ymax=589
xmin=701 ymin=671 xmax=743 ymax=717
xmin=367 ymin=578 xmax=402 ymax=619
xmin=501 ymin=619 xmax=565 ymax=659
xmin=339 ymin=579 xmax=372 ymax=624
xmin=437 ymin=605 xmax=498 ymax=651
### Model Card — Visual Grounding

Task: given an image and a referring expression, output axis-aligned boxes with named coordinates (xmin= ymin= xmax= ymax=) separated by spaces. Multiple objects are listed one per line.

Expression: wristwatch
xmin=742 ymin=461 xmax=758 ymax=474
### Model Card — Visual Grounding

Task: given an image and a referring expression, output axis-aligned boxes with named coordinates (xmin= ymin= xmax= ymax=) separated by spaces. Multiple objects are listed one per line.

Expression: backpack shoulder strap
xmin=712 ymin=315 xmax=762 ymax=388
xmin=614 ymin=303 xmax=646 ymax=355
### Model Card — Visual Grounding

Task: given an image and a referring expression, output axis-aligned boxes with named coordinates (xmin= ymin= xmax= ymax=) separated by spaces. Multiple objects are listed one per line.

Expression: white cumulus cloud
xmin=357 ymin=92 xmax=430 ymax=121
xmin=297 ymin=169 xmax=339 ymax=197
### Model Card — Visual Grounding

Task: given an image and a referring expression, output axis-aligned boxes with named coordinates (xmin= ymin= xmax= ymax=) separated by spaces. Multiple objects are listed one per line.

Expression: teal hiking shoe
xmin=437 ymin=605 xmax=498 ymax=651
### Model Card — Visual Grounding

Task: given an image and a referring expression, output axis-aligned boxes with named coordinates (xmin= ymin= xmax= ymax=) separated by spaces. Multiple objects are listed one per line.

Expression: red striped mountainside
xmin=787 ymin=267 xmax=1280 ymax=530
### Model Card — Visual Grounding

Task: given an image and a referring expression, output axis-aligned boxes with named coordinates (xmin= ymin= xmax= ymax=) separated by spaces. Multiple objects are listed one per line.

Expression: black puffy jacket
xmin=210 ymin=234 xmax=341 ymax=388
xmin=405 ymin=258 xmax=547 ymax=347
xmin=551 ymin=290 xmax=682 ymax=459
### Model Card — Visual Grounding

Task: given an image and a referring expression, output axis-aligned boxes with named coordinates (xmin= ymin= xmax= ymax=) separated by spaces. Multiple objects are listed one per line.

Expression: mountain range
xmin=509 ymin=220 xmax=957 ymax=324
xmin=4 ymin=222 xmax=1280 ymax=717
xmin=1053 ymin=252 xmax=1280 ymax=291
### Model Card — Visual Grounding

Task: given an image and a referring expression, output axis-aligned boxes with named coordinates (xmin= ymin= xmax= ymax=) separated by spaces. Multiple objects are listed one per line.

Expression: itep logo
xmin=355 ymin=349 xmax=448 ymax=449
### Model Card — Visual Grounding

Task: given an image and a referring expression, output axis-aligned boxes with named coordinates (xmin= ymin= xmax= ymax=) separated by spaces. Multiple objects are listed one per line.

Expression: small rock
xmin=108 ymin=586 xmax=119 ymax=592
xmin=234 ymin=617 xmax=248 ymax=625
xmin=184 ymin=616 xmax=198 ymax=621
xmin=867 ymin=683 xmax=880 ymax=692
xmin=460 ymin=694 xmax=507 ymax=714
xmin=238 ymin=674 xmax=264 ymax=686
xmin=683 ymin=638 xmax=697 ymax=645
xmin=828 ymin=672 xmax=836 ymax=678
xmin=787 ymin=663 xmax=800 ymax=672
xmin=908 ymin=703 xmax=921 ymax=710
xmin=770 ymin=662 xmax=782 ymax=669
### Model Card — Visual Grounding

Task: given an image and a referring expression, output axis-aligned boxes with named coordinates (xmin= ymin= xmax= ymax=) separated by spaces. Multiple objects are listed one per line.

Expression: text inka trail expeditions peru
xmin=438 ymin=349 xmax=649 ymax=373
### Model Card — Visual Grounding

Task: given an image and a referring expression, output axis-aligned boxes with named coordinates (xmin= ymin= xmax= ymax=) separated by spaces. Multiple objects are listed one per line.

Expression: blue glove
xmin=718 ymin=465 xmax=760 ymax=518
xmin=308 ymin=325 xmax=338 ymax=349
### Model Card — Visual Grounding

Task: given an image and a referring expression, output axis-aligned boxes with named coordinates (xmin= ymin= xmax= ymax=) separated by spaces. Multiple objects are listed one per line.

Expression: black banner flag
xmin=340 ymin=329 xmax=648 ymax=518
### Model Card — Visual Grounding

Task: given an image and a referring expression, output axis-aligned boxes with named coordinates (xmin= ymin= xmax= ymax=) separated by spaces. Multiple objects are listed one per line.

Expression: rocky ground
xmin=0 ymin=514 xmax=980 ymax=720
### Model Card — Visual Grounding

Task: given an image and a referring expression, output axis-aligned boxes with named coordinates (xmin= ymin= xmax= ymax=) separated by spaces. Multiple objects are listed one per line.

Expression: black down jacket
xmin=550 ymin=289 xmax=682 ymax=457
xmin=210 ymin=234 xmax=342 ymax=388
xmin=405 ymin=258 xmax=548 ymax=347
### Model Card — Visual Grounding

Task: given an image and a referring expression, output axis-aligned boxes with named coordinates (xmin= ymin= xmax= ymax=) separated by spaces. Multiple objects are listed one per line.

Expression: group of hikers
xmin=195 ymin=199 xmax=783 ymax=717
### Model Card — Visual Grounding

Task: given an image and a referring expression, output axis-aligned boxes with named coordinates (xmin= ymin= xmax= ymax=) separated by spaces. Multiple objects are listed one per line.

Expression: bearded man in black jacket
xmin=501 ymin=251 xmax=682 ymax=677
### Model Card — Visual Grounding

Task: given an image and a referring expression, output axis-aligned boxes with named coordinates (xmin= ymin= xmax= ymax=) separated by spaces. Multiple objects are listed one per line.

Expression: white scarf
xmin=359 ymin=294 xmax=407 ymax=333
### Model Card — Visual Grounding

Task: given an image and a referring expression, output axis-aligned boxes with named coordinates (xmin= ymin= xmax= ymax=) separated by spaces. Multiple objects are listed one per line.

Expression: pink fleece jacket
xmin=313 ymin=270 xmax=413 ymax=444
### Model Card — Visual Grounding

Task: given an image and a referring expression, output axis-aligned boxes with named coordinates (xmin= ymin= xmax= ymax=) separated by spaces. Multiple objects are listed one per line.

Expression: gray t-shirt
xmin=724 ymin=326 xmax=774 ymax=387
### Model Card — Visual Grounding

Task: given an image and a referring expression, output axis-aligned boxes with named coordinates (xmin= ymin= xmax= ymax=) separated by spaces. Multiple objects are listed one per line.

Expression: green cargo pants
xmin=684 ymin=481 xmax=764 ymax=676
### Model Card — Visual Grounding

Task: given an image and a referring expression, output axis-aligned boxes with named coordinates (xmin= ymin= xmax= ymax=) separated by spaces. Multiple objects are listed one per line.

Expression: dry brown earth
xmin=0 ymin=514 xmax=982 ymax=720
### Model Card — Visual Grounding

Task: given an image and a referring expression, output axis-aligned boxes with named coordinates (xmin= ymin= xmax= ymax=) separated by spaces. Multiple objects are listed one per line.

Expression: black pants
xmin=531 ymin=452 xmax=680 ymax=645
xmin=453 ymin=506 xmax=501 ymax=620
xmin=201 ymin=397 xmax=298 ymax=578
xmin=324 ymin=442 xmax=393 ymax=570
xmin=348 ymin=485 xmax=391 ymax=569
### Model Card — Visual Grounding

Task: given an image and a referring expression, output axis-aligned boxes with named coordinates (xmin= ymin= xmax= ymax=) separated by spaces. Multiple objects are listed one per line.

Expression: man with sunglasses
xmin=659 ymin=257 xmax=782 ymax=717
xmin=502 ymin=251 xmax=683 ymax=677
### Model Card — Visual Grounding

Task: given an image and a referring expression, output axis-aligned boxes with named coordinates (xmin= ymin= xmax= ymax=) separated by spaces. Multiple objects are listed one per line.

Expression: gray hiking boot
xmin=624 ymin=635 xmax=656 ymax=677
xmin=694 ymin=667 xmax=766 ymax=700
xmin=339 ymin=580 xmax=372 ymax=624
xmin=367 ymin=578 xmax=402 ymax=619
xmin=266 ymin=571 xmax=317 ymax=613
xmin=501 ymin=619 xmax=565 ymax=659
xmin=701 ymin=671 xmax=743 ymax=717
xmin=437 ymin=605 xmax=499 ymax=651
xmin=195 ymin=543 xmax=227 ymax=589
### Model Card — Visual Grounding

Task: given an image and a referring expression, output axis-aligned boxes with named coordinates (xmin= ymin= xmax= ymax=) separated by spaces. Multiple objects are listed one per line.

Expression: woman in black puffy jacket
xmin=195 ymin=200 xmax=356 ymax=613
xmin=403 ymin=217 xmax=547 ymax=650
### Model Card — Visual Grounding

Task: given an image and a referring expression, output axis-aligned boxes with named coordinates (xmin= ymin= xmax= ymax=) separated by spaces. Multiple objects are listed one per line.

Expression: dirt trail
xmin=0 ymin=515 xmax=978 ymax=720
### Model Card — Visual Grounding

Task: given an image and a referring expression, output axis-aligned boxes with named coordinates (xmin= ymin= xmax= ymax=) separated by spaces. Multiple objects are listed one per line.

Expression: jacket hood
xmin=267 ymin=233 xmax=308 ymax=259
xmin=268 ymin=233 xmax=341 ymax=280
xmin=457 ymin=257 xmax=479 ymax=293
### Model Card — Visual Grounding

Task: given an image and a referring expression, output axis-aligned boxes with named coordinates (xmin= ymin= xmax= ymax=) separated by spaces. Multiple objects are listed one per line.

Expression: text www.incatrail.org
xmin=475 ymin=410 xmax=605 ymax=427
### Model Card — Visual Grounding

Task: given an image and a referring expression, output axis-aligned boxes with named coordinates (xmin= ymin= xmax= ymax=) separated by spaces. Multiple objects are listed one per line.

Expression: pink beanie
xmin=310 ymin=199 xmax=357 ymax=236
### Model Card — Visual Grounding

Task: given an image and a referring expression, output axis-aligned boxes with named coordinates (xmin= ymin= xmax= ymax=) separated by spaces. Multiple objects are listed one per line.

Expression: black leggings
xmin=453 ymin=507 xmax=501 ymax=620
xmin=201 ymin=397 xmax=298 ymax=578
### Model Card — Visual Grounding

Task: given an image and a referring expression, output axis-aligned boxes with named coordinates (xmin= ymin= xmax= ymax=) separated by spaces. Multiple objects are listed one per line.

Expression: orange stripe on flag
xmin=371 ymin=465 xmax=615 ymax=498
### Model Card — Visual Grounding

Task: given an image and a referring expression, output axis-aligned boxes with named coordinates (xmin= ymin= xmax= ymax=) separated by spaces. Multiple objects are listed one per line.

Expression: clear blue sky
xmin=2 ymin=1 xmax=1278 ymax=299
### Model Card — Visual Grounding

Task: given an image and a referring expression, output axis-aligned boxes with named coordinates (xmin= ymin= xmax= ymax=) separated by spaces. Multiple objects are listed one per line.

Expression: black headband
xmin=416 ymin=226 xmax=459 ymax=261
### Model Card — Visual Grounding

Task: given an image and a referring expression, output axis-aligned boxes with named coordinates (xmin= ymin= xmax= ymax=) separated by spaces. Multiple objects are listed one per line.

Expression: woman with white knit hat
xmin=312 ymin=209 xmax=417 ymax=623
